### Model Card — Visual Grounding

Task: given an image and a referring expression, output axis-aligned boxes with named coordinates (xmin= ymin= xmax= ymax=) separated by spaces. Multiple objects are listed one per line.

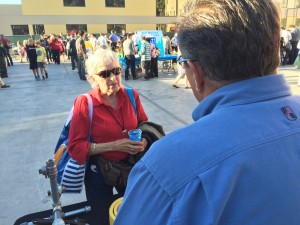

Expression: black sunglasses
xmin=96 ymin=67 xmax=121 ymax=78
xmin=177 ymin=56 xmax=196 ymax=69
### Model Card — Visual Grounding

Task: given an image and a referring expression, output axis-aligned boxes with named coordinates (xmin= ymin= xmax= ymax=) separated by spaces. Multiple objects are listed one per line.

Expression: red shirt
xmin=49 ymin=38 xmax=64 ymax=52
xmin=68 ymin=88 xmax=148 ymax=164
xmin=0 ymin=37 xmax=10 ymax=47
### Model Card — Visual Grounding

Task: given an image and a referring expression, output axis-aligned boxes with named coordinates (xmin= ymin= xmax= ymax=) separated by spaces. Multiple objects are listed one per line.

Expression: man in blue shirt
xmin=114 ymin=0 xmax=300 ymax=225
xmin=109 ymin=30 xmax=118 ymax=51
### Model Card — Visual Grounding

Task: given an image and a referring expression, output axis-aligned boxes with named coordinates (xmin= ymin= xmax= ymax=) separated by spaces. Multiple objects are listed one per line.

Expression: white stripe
xmin=68 ymin=160 xmax=83 ymax=166
xmin=62 ymin=177 xmax=84 ymax=183
xmin=62 ymin=181 xmax=83 ymax=187
xmin=64 ymin=167 xmax=85 ymax=174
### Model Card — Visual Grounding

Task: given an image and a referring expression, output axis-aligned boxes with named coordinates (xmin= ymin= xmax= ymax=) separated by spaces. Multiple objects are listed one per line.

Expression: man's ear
xmin=187 ymin=61 xmax=205 ymax=92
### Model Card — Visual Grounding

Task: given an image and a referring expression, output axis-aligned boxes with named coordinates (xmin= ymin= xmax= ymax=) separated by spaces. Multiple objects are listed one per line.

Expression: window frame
xmin=107 ymin=24 xmax=126 ymax=34
xmin=11 ymin=25 xmax=29 ymax=35
xmin=66 ymin=24 xmax=88 ymax=34
xmin=105 ymin=0 xmax=125 ymax=8
xmin=63 ymin=0 xmax=85 ymax=7
xmin=32 ymin=24 xmax=45 ymax=35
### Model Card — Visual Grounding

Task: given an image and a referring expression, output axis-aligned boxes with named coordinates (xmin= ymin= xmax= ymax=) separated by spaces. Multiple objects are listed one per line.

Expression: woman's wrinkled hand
xmin=113 ymin=138 xmax=147 ymax=155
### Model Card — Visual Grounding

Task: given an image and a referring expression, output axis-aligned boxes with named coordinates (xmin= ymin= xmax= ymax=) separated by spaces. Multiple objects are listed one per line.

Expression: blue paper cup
xmin=128 ymin=129 xmax=142 ymax=141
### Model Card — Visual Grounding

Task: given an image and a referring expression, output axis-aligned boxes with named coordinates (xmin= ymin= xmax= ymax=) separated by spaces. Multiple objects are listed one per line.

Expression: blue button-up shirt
xmin=109 ymin=33 xmax=118 ymax=43
xmin=115 ymin=74 xmax=300 ymax=225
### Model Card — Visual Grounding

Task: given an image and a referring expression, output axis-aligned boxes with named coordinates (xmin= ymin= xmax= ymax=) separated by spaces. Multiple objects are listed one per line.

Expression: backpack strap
xmin=82 ymin=93 xmax=93 ymax=139
xmin=125 ymin=87 xmax=137 ymax=116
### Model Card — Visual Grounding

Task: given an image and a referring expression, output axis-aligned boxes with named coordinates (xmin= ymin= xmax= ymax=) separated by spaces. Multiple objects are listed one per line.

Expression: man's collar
xmin=192 ymin=75 xmax=291 ymax=121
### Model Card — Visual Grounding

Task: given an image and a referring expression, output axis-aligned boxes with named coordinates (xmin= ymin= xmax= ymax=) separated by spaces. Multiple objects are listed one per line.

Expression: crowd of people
xmin=65 ymin=30 xmax=163 ymax=81
xmin=2 ymin=22 xmax=300 ymax=89
xmin=0 ymin=30 xmax=183 ymax=86
xmin=280 ymin=25 xmax=300 ymax=66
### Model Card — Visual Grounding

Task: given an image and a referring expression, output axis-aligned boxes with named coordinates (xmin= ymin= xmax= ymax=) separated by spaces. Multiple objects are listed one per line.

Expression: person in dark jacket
xmin=0 ymin=34 xmax=13 ymax=66
xmin=26 ymin=38 xmax=40 ymax=80
xmin=0 ymin=42 xmax=8 ymax=78
xmin=69 ymin=34 xmax=78 ymax=70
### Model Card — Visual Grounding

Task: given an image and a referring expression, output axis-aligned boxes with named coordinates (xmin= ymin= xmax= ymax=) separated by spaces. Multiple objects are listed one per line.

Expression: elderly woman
xmin=68 ymin=48 xmax=148 ymax=202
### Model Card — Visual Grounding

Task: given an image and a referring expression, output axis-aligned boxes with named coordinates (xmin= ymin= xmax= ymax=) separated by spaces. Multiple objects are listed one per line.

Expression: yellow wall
xmin=287 ymin=0 xmax=296 ymax=8
xmin=44 ymin=24 xmax=67 ymax=35
xmin=126 ymin=24 xmax=156 ymax=32
xmin=178 ymin=0 xmax=187 ymax=15
xmin=278 ymin=0 xmax=300 ymax=28
xmin=0 ymin=1 xmax=178 ymax=35
xmin=287 ymin=17 xmax=296 ymax=27
xmin=22 ymin=0 xmax=155 ymax=16
xmin=87 ymin=24 xmax=107 ymax=34
xmin=28 ymin=25 xmax=34 ymax=36
xmin=165 ymin=0 xmax=176 ymax=16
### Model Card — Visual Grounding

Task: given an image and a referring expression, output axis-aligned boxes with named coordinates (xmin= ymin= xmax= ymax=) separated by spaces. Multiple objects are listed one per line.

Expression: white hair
xmin=85 ymin=47 xmax=120 ymax=89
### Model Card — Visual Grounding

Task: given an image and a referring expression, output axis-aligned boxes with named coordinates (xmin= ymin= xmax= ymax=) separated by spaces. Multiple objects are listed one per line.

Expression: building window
xmin=66 ymin=24 xmax=87 ymax=34
xmin=107 ymin=24 xmax=126 ymax=34
xmin=156 ymin=0 xmax=178 ymax=16
xmin=64 ymin=0 xmax=85 ymax=7
xmin=33 ymin=24 xmax=45 ymax=35
xmin=156 ymin=0 xmax=166 ymax=16
xmin=105 ymin=0 xmax=125 ymax=7
xmin=280 ymin=0 xmax=288 ymax=8
xmin=11 ymin=25 xmax=29 ymax=35
xmin=296 ymin=18 xmax=300 ymax=27
xmin=156 ymin=24 xmax=167 ymax=32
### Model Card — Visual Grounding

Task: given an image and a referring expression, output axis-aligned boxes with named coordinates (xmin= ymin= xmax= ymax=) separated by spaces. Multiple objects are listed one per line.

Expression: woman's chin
xmin=109 ymin=85 xmax=120 ymax=93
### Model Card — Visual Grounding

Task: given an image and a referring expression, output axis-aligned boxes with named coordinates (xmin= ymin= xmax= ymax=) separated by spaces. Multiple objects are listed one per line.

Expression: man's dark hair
xmin=177 ymin=0 xmax=280 ymax=83
xmin=79 ymin=30 xmax=85 ymax=37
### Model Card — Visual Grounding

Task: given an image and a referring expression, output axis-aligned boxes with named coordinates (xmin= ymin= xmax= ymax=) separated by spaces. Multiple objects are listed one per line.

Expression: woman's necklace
xmin=103 ymin=106 xmax=127 ymax=135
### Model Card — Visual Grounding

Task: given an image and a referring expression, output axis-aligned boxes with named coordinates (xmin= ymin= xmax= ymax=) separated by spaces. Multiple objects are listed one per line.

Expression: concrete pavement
xmin=0 ymin=59 xmax=299 ymax=225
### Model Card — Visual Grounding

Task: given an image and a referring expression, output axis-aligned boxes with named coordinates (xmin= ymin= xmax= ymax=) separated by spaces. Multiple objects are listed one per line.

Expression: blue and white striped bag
xmin=60 ymin=158 xmax=86 ymax=193
xmin=54 ymin=93 xmax=93 ymax=193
